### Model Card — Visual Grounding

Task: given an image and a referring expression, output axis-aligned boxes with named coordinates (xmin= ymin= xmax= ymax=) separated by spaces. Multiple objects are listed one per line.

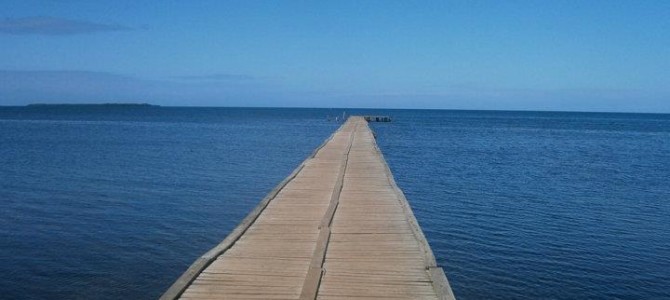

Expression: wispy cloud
xmin=0 ymin=16 xmax=134 ymax=35
xmin=173 ymin=73 xmax=256 ymax=82
xmin=0 ymin=70 xmax=276 ymax=106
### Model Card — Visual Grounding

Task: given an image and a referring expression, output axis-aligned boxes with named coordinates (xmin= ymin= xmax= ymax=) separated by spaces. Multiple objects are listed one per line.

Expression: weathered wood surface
xmin=163 ymin=116 xmax=455 ymax=300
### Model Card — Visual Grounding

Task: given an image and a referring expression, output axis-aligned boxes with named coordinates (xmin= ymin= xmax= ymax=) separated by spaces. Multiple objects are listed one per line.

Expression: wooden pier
xmin=162 ymin=116 xmax=455 ymax=300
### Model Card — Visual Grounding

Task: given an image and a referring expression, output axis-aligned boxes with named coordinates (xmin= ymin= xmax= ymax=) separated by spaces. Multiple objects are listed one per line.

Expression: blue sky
xmin=1 ymin=1 xmax=668 ymax=112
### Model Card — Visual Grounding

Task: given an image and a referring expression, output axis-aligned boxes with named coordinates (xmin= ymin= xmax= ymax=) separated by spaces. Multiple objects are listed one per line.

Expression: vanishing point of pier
xmin=162 ymin=116 xmax=455 ymax=300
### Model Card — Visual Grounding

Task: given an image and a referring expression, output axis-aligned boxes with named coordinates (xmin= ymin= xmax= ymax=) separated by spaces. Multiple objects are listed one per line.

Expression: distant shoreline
xmin=26 ymin=103 xmax=158 ymax=107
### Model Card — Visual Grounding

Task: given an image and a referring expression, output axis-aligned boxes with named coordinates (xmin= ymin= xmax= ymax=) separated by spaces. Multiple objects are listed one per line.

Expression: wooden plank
xmin=299 ymin=123 xmax=357 ymax=300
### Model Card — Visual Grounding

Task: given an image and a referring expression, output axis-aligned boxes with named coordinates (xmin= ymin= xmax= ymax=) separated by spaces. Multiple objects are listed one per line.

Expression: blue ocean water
xmin=372 ymin=111 xmax=670 ymax=299
xmin=1 ymin=107 xmax=669 ymax=299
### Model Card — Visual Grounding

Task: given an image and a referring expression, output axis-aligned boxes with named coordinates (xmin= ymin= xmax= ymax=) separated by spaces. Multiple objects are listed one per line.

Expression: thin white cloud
xmin=173 ymin=74 xmax=256 ymax=81
xmin=0 ymin=16 xmax=134 ymax=35
xmin=0 ymin=70 xmax=274 ymax=106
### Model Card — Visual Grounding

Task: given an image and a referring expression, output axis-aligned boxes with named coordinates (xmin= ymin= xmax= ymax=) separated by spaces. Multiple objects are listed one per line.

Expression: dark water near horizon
xmin=1 ymin=107 xmax=669 ymax=299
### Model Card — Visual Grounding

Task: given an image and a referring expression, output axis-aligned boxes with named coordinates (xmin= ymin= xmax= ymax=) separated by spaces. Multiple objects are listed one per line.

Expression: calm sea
xmin=1 ymin=107 xmax=669 ymax=299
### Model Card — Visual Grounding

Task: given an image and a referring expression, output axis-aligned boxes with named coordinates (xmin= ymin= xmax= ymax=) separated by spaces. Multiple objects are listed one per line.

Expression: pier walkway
xmin=162 ymin=117 xmax=455 ymax=300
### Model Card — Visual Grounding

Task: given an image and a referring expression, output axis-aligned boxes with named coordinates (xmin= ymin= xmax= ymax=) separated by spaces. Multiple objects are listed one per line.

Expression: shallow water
xmin=1 ymin=107 xmax=669 ymax=299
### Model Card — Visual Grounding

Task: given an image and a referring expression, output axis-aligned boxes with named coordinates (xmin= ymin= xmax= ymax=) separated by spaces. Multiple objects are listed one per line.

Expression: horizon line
xmin=1 ymin=103 xmax=669 ymax=115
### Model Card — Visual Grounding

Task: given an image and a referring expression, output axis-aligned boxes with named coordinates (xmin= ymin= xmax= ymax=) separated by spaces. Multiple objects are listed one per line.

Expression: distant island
xmin=26 ymin=103 xmax=159 ymax=107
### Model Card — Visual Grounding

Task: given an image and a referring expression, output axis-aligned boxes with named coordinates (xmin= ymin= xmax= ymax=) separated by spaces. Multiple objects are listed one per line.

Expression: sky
xmin=1 ymin=1 xmax=669 ymax=112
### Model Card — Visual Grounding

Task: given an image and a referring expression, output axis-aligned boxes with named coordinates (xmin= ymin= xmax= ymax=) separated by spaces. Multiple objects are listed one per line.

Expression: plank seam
xmin=299 ymin=121 xmax=358 ymax=300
